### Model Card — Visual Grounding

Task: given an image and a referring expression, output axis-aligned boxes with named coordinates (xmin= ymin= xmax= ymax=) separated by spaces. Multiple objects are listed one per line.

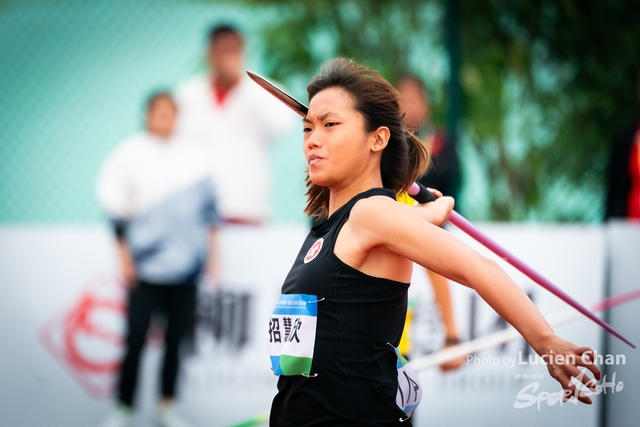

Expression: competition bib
xmin=393 ymin=346 xmax=423 ymax=416
xmin=266 ymin=294 xmax=318 ymax=376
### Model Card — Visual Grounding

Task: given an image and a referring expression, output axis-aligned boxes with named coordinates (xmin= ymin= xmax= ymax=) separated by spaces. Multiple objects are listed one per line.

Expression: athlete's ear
xmin=371 ymin=126 xmax=390 ymax=152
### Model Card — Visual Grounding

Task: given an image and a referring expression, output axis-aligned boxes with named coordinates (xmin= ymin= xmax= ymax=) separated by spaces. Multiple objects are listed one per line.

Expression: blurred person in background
xmin=96 ymin=92 xmax=220 ymax=427
xmin=396 ymin=75 xmax=464 ymax=371
xmin=397 ymin=75 xmax=460 ymax=200
xmin=174 ymin=24 xmax=296 ymax=225
xmin=605 ymin=70 xmax=640 ymax=221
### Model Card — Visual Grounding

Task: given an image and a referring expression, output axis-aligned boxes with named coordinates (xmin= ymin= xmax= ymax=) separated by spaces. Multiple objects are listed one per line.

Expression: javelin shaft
xmin=408 ymin=182 xmax=635 ymax=348
xmin=448 ymin=211 xmax=635 ymax=349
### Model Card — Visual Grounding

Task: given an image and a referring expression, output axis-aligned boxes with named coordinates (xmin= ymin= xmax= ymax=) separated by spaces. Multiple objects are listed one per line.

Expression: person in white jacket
xmin=174 ymin=24 xmax=296 ymax=225
xmin=97 ymin=92 xmax=220 ymax=427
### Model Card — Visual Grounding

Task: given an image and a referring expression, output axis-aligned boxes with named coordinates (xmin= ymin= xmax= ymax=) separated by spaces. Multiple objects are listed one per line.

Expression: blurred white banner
xmin=1 ymin=223 xmax=637 ymax=427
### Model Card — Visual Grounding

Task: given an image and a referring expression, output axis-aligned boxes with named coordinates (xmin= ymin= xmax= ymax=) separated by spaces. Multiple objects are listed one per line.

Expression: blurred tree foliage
xmin=230 ymin=0 xmax=639 ymax=222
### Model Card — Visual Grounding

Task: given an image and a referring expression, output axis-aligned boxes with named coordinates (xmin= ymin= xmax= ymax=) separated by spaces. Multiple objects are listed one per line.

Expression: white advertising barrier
xmin=601 ymin=221 xmax=640 ymax=427
xmin=1 ymin=223 xmax=633 ymax=427
xmin=0 ymin=225 xmax=306 ymax=427
xmin=408 ymin=224 xmax=611 ymax=427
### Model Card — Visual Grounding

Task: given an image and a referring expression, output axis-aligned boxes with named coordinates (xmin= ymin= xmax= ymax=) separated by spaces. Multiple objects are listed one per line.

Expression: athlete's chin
xmin=308 ymin=171 xmax=330 ymax=187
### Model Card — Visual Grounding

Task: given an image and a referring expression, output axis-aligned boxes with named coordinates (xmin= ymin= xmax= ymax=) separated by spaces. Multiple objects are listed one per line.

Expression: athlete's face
xmin=303 ymin=87 xmax=379 ymax=189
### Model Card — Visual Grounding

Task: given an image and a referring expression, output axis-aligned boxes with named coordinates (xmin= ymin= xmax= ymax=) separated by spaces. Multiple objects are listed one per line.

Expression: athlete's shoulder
xmin=350 ymin=193 xmax=408 ymax=229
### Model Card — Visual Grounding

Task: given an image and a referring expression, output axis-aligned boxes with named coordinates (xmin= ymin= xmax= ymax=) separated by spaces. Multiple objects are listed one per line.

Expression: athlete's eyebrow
xmin=302 ymin=112 xmax=341 ymax=123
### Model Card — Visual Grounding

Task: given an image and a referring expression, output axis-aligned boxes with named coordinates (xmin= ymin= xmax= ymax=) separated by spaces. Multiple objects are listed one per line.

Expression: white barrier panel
xmin=1 ymin=224 xmax=631 ymax=427
xmin=602 ymin=222 xmax=640 ymax=427
xmin=0 ymin=225 xmax=307 ymax=427
xmin=411 ymin=224 xmax=606 ymax=427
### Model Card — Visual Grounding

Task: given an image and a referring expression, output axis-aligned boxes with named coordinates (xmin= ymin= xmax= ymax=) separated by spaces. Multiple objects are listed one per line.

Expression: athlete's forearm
xmin=462 ymin=257 xmax=555 ymax=355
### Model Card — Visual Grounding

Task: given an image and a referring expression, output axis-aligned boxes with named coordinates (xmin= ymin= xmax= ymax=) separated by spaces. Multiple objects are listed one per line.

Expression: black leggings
xmin=117 ymin=282 xmax=196 ymax=407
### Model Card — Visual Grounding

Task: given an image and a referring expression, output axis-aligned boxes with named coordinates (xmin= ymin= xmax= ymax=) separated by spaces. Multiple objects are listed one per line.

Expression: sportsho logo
xmin=513 ymin=371 xmax=624 ymax=410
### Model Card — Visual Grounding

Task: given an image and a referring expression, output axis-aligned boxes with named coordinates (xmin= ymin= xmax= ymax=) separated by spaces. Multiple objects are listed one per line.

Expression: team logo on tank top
xmin=303 ymin=238 xmax=324 ymax=264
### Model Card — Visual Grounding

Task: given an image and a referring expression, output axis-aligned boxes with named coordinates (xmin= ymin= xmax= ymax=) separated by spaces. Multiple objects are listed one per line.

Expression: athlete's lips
xmin=307 ymin=154 xmax=323 ymax=166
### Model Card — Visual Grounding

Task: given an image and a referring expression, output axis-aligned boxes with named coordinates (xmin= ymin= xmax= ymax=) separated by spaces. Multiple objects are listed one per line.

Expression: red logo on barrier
xmin=39 ymin=275 xmax=126 ymax=399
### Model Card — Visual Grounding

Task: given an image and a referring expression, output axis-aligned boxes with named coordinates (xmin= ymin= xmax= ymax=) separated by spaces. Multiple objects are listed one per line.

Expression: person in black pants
xmin=96 ymin=92 xmax=220 ymax=427
xmin=118 ymin=281 xmax=197 ymax=410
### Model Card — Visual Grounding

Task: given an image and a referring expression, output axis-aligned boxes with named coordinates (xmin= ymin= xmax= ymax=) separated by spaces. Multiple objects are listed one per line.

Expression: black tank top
xmin=270 ymin=188 xmax=411 ymax=426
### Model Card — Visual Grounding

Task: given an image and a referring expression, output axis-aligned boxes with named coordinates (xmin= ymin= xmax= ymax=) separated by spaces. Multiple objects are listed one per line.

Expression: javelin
xmin=247 ymin=71 xmax=635 ymax=349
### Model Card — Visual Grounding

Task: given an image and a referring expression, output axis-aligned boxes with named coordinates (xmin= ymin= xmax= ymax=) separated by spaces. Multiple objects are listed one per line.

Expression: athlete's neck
xmin=328 ymin=177 xmax=384 ymax=217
